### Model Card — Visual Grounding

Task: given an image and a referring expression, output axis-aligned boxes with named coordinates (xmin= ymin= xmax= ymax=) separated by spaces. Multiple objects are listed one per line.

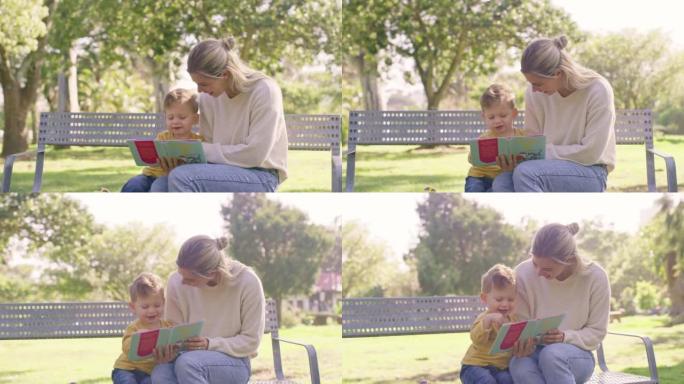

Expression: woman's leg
xmin=149 ymin=176 xmax=169 ymax=192
xmin=511 ymin=160 xmax=607 ymax=192
xmin=121 ymin=175 xmax=155 ymax=192
xmin=168 ymin=164 xmax=278 ymax=192
xmin=173 ymin=351 xmax=250 ymax=384
xmin=509 ymin=345 xmax=545 ymax=384
xmin=492 ymin=368 xmax=514 ymax=384
xmin=150 ymin=363 xmax=178 ymax=384
xmin=492 ymin=172 xmax=515 ymax=192
xmin=538 ymin=343 xmax=595 ymax=384
xmin=459 ymin=365 xmax=497 ymax=384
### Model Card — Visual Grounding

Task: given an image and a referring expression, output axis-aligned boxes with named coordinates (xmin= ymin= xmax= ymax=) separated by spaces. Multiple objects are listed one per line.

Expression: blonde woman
xmin=493 ymin=36 xmax=616 ymax=192
xmin=151 ymin=235 xmax=265 ymax=384
xmin=509 ymin=223 xmax=610 ymax=383
xmin=164 ymin=37 xmax=287 ymax=192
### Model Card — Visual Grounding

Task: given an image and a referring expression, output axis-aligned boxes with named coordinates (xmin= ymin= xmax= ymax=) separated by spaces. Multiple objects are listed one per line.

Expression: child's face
xmin=524 ymin=72 xmax=563 ymax=95
xmin=482 ymin=102 xmax=517 ymax=135
xmin=481 ymin=284 xmax=516 ymax=316
xmin=165 ymin=102 xmax=198 ymax=139
xmin=130 ymin=292 xmax=164 ymax=327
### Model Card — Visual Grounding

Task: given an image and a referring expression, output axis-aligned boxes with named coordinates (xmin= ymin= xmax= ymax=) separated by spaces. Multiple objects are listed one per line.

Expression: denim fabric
xmin=509 ymin=344 xmax=595 ymax=384
xmin=492 ymin=160 xmax=607 ymax=192
xmin=112 ymin=368 xmax=151 ymax=384
xmin=121 ymin=174 xmax=168 ymax=192
xmin=150 ymin=351 xmax=251 ymax=384
xmin=460 ymin=364 xmax=514 ymax=384
xmin=465 ymin=176 xmax=494 ymax=192
xmin=168 ymin=164 xmax=279 ymax=192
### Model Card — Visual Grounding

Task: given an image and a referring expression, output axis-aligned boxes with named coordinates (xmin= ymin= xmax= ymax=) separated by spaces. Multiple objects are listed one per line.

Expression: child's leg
xmin=132 ymin=370 xmax=151 ymax=384
xmin=509 ymin=345 xmax=545 ymax=384
xmin=459 ymin=364 xmax=498 ymax=384
xmin=464 ymin=177 xmax=492 ymax=192
xmin=111 ymin=368 xmax=142 ymax=384
xmin=121 ymin=175 xmax=155 ymax=192
xmin=492 ymin=368 xmax=514 ymax=384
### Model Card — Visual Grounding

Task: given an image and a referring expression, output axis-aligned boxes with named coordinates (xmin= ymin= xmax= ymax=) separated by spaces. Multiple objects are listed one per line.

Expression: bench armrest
xmin=647 ymin=147 xmax=678 ymax=192
xmin=271 ymin=336 xmax=320 ymax=384
xmin=597 ymin=331 xmax=658 ymax=382
xmin=2 ymin=149 xmax=40 ymax=192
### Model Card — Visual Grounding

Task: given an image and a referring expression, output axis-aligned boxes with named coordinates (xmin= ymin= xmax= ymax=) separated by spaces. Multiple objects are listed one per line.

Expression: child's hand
xmin=483 ymin=313 xmax=506 ymax=329
xmin=496 ymin=154 xmax=518 ymax=172
xmin=154 ymin=343 xmax=178 ymax=363
xmin=159 ymin=156 xmax=185 ymax=174
xmin=512 ymin=337 xmax=536 ymax=357
xmin=541 ymin=329 xmax=564 ymax=344
xmin=183 ymin=336 xmax=209 ymax=351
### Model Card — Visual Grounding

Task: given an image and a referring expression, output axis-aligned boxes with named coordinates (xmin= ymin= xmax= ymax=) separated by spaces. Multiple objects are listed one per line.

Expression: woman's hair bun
xmin=215 ymin=236 xmax=229 ymax=250
xmin=566 ymin=222 xmax=580 ymax=235
xmin=553 ymin=35 xmax=568 ymax=50
xmin=221 ymin=37 xmax=236 ymax=51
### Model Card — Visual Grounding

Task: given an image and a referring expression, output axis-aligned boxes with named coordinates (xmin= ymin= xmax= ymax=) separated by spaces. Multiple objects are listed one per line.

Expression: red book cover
xmin=134 ymin=141 xmax=159 ymax=165
xmin=477 ymin=138 xmax=499 ymax=163
xmin=500 ymin=321 xmax=526 ymax=350
xmin=137 ymin=329 xmax=160 ymax=357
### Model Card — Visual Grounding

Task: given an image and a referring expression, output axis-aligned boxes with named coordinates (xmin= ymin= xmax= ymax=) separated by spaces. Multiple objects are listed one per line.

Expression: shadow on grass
xmin=76 ymin=377 xmax=113 ymax=384
xmin=6 ymin=167 xmax=137 ymax=192
xmin=624 ymin=360 xmax=684 ymax=384
xmin=652 ymin=329 xmax=684 ymax=348
xmin=355 ymin=174 xmax=458 ymax=192
xmin=0 ymin=370 xmax=32 ymax=384
xmin=343 ymin=369 xmax=459 ymax=384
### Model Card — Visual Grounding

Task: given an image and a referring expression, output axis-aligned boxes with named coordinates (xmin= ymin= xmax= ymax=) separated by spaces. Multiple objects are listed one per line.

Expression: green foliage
xmin=342 ymin=220 xmax=392 ymax=297
xmin=634 ymin=280 xmax=660 ymax=312
xmin=221 ymin=194 xmax=335 ymax=307
xmin=406 ymin=194 xmax=527 ymax=295
xmin=0 ymin=0 xmax=47 ymax=57
xmin=280 ymin=71 xmax=342 ymax=114
xmin=619 ymin=286 xmax=637 ymax=315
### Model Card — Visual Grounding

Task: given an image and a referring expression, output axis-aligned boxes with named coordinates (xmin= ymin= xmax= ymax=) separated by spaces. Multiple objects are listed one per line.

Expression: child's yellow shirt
xmin=467 ymin=128 xmax=525 ymax=179
xmin=142 ymin=131 xmax=204 ymax=178
xmin=461 ymin=311 xmax=519 ymax=370
xmin=113 ymin=318 xmax=175 ymax=374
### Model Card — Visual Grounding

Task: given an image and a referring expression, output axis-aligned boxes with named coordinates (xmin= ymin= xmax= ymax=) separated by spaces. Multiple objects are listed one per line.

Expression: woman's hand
xmin=159 ymin=157 xmax=184 ymax=174
xmin=184 ymin=336 xmax=209 ymax=351
xmin=496 ymin=154 xmax=518 ymax=172
xmin=541 ymin=329 xmax=565 ymax=344
xmin=512 ymin=337 xmax=536 ymax=357
xmin=154 ymin=343 xmax=178 ymax=364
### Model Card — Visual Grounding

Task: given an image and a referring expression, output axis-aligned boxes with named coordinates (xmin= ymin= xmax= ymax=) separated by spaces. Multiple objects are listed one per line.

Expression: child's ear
xmin=480 ymin=292 xmax=487 ymax=304
xmin=128 ymin=302 xmax=136 ymax=312
xmin=193 ymin=113 xmax=199 ymax=124
xmin=511 ymin=108 xmax=518 ymax=118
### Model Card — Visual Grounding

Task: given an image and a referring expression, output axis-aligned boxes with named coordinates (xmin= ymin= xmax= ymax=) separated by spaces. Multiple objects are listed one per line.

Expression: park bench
xmin=2 ymin=112 xmax=342 ymax=192
xmin=346 ymin=109 xmax=678 ymax=192
xmin=0 ymin=299 xmax=320 ymax=384
xmin=342 ymin=296 xmax=659 ymax=384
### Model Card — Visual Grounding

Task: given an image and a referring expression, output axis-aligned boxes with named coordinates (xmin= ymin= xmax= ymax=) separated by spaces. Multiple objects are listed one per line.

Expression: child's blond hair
xmin=480 ymin=264 xmax=516 ymax=294
xmin=480 ymin=84 xmax=516 ymax=110
xmin=164 ymin=88 xmax=199 ymax=114
xmin=129 ymin=272 xmax=165 ymax=302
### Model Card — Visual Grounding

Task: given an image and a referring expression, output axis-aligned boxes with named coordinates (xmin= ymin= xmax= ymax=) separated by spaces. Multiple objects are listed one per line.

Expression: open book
xmin=489 ymin=314 xmax=564 ymax=354
xmin=127 ymin=321 xmax=204 ymax=361
xmin=128 ymin=139 xmax=206 ymax=166
xmin=470 ymin=135 xmax=545 ymax=167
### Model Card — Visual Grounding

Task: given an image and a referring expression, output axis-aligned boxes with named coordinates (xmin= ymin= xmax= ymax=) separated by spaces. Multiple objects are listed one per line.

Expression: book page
xmin=136 ymin=329 xmax=160 ymax=358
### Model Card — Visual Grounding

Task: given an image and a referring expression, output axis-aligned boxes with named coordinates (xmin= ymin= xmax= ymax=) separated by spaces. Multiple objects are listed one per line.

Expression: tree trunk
xmin=1 ymin=84 xmax=30 ymax=157
xmin=68 ymin=46 xmax=80 ymax=112
xmin=666 ymin=251 xmax=684 ymax=317
xmin=275 ymin=294 xmax=283 ymax=325
xmin=352 ymin=53 xmax=382 ymax=110
xmin=148 ymin=57 xmax=170 ymax=113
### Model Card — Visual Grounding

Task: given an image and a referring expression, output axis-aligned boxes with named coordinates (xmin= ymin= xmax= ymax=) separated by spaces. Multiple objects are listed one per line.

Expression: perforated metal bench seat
xmin=342 ymin=295 xmax=659 ymax=384
xmin=345 ymin=109 xmax=677 ymax=192
xmin=2 ymin=112 xmax=342 ymax=192
xmin=0 ymin=300 xmax=320 ymax=384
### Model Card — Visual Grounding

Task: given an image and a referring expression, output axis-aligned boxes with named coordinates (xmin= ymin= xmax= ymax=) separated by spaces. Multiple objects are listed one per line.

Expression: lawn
xmin=1 ymin=134 xmax=681 ymax=192
xmin=342 ymin=315 xmax=684 ymax=384
xmin=0 ymin=324 xmax=341 ymax=384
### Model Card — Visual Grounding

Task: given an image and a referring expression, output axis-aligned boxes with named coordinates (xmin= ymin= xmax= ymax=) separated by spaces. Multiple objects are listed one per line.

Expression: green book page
xmin=154 ymin=140 xmax=207 ymax=164
xmin=502 ymin=135 xmax=546 ymax=162
xmin=168 ymin=320 xmax=204 ymax=345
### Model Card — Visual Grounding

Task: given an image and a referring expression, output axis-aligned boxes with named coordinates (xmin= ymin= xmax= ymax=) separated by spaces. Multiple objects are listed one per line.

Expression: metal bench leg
xmin=345 ymin=151 xmax=357 ymax=192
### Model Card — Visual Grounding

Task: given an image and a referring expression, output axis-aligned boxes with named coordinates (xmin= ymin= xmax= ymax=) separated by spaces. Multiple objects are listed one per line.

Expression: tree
xmin=342 ymin=220 xmax=392 ymax=297
xmin=576 ymin=30 xmax=684 ymax=110
xmin=221 ymin=194 xmax=334 ymax=319
xmin=645 ymin=195 xmax=684 ymax=322
xmin=406 ymin=194 xmax=526 ymax=295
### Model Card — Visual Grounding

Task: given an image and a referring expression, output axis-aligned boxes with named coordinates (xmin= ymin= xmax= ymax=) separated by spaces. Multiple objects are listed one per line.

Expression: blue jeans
xmin=460 ymin=364 xmax=513 ymax=384
xmin=465 ymin=176 xmax=494 ymax=192
xmin=121 ymin=174 xmax=168 ymax=192
xmin=112 ymin=368 xmax=151 ymax=384
xmin=168 ymin=164 xmax=279 ymax=192
xmin=492 ymin=160 xmax=607 ymax=192
xmin=509 ymin=344 xmax=595 ymax=384
xmin=150 ymin=351 xmax=251 ymax=384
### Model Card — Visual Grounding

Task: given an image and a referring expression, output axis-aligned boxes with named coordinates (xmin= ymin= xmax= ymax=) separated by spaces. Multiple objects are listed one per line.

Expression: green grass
xmin=0 ymin=324 xmax=341 ymax=384
xmin=2 ymin=134 xmax=681 ymax=192
xmin=341 ymin=315 xmax=683 ymax=384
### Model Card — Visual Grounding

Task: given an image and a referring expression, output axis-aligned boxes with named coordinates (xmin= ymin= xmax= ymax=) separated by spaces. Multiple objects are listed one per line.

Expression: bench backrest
xmin=0 ymin=299 xmax=279 ymax=340
xmin=348 ymin=109 xmax=652 ymax=147
xmin=37 ymin=112 xmax=341 ymax=154
xmin=342 ymin=295 xmax=485 ymax=338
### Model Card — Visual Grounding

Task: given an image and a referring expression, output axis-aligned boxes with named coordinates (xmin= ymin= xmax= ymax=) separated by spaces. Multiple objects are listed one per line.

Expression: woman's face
xmin=531 ymin=255 xmax=573 ymax=280
xmin=178 ymin=267 xmax=215 ymax=287
xmin=190 ymin=72 xmax=230 ymax=97
xmin=524 ymin=72 xmax=563 ymax=95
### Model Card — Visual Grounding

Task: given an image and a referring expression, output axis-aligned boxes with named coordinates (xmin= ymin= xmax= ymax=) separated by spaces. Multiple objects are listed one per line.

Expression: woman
xmin=165 ymin=37 xmax=287 ymax=192
xmin=493 ymin=36 xmax=616 ymax=192
xmin=509 ymin=223 xmax=610 ymax=383
xmin=151 ymin=235 xmax=265 ymax=384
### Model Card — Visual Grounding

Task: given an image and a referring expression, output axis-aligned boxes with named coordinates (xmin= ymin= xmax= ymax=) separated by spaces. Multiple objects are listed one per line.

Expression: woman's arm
xmin=562 ymin=270 xmax=610 ymax=350
xmin=207 ymin=272 xmax=266 ymax=357
xmin=202 ymin=80 xmax=284 ymax=167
